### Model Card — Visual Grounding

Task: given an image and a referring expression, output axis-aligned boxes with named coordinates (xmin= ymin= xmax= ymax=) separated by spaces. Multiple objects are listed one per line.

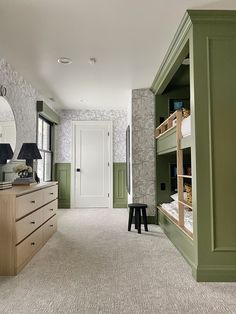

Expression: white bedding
xmin=181 ymin=115 xmax=191 ymax=137
xmin=161 ymin=200 xmax=193 ymax=233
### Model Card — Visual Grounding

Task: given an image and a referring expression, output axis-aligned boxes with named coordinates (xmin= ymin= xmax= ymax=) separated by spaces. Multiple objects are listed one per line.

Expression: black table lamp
xmin=17 ymin=143 xmax=42 ymax=170
xmin=0 ymin=143 xmax=13 ymax=164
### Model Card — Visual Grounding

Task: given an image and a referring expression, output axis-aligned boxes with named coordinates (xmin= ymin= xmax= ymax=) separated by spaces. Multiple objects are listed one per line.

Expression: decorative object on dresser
xmin=0 ymin=143 xmax=13 ymax=164
xmin=0 ymin=182 xmax=58 ymax=275
xmin=15 ymin=143 xmax=42 ymax=184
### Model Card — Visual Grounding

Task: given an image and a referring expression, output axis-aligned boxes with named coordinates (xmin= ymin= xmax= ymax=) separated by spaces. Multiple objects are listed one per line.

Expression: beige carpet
xmin=0 ymin=208 xmax=236 ymax=314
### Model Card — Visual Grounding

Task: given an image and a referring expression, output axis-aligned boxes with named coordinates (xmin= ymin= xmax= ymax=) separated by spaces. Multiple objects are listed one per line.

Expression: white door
xmin=72 ymin=121 xmax=112 ymax=208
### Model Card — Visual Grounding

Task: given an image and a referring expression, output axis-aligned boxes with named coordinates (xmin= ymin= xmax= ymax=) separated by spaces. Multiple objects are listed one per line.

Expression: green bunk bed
xmin=151 ymin=10 xmax=236 ymax=282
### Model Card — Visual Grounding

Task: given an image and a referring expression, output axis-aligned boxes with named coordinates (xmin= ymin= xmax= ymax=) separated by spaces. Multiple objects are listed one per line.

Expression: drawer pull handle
xmin=31 ymin=200 xmax=36 ymax=204
xmin=30 ymin=221 xmax=36 ymax=224
xmin=50 ymin=192 xmax=54 ymax=195
xmin=50 ymin=224 xmax=54 ymax=227
xmin=50 ymin=208 xmax=54 ymax=211
xmin=31 ymin=242 xmax=35 ymax=246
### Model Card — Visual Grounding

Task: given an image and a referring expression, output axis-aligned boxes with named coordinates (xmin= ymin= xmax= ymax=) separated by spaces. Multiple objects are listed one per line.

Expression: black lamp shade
xmin=17 ymin=143 xmax=42 ymax=160
xmin=0 ymin=143 xmax=13 ymax=164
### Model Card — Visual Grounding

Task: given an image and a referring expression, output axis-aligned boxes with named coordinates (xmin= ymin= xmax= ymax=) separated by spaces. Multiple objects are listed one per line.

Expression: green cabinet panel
xmin=113 ymin=163 xmax=127 ymax=208
xmin=158 ymin=210 xmax=195 ymax=269
xmin=55 ymin=163 xmax=71 ymax=208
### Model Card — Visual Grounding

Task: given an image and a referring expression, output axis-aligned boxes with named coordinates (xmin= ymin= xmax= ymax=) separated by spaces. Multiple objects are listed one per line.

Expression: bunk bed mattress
xmin=181 ymin=115 xmax=191 ymax=137
xmin=161 ymin=201 xmax=193 ymax=232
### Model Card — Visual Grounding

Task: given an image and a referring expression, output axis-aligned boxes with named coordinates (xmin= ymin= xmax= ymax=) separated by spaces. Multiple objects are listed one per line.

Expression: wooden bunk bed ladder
xmin=176 ymin=110 xmax=184 ymax=227
xmin=155 ymin=111 xmax=177 ymax=138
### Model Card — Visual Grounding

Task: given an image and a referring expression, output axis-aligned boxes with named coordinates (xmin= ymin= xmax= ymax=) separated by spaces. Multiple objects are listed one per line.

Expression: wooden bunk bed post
xmin=176 ymin=110 xmax=184 ymax=227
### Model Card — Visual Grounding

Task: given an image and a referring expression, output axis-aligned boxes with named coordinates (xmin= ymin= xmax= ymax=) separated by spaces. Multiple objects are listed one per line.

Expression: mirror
xmin=0 ymin=96 xmax=16 ymax=160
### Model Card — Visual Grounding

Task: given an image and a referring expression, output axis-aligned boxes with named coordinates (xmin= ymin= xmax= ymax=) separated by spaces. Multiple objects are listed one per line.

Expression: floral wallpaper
xmin=0 ymin=58 xmax=56 ymax=160
xmin=55 ymin=109 xmax=127 ymax=163
xmin=0 ymin=58 xmax=128 ymax=167
xmin=132 ymin=89 xmax=156 ymax=216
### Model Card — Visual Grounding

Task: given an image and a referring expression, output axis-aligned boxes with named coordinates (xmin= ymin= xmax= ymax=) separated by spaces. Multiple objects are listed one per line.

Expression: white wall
xmin=55 ymin=109 xmax=128 ymax=163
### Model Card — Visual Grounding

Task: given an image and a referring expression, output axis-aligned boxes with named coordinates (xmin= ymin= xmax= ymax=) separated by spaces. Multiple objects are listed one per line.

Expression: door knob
xmin=76 ymin=168 xmax=80 ymax=172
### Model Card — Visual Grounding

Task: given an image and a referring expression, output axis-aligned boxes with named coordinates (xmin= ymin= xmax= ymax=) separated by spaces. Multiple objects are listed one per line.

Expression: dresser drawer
xmin=16 ymin=190 xmax=44 ymax=220
xmin=43 ymin=215 xmax=57 ymax=243
xmin=42 ymin=199 xmax=58 ymax=222
xmin=16 ymin=227 xmax=43 ymax=270
xmin=44 ymin=185 xmax=58 ymax=204
xmin=16 ymin=209 xmax=43 ymax=244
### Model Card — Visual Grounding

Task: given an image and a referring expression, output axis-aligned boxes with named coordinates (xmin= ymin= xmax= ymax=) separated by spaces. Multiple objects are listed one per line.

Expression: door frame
xmin=71 ymin=121 xmax=113 ymax=208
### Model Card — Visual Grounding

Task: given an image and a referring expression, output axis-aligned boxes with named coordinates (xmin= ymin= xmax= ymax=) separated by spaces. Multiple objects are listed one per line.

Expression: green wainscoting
xmin=113 ymin=163 xmax=127 ymax=208
xmin=55 ymin=163 xmax=71 ymax=208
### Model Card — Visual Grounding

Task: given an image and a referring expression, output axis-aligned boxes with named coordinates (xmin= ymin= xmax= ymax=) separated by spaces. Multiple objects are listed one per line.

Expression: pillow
xmin=170 ymin=193 xmax=178 ymax=201
xmin=170 ymin=192 xmax=187 ymax=202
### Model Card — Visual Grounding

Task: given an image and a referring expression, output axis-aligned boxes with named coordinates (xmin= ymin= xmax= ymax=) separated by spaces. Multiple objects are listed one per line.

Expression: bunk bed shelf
xmin=156 ymin=111 xmax=192 ymax=155
xmin=156 ymin=126 xmax=177 ymax=155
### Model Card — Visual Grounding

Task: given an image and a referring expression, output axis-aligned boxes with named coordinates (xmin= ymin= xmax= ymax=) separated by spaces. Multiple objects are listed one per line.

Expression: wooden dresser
xmin=0 ymin=182 xmax=58 ymax=275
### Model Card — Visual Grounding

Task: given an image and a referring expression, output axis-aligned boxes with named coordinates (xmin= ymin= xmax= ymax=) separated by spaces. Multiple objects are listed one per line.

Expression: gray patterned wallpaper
xmin=132 ymin=88 xmax=156 ymax=216
xmin=0 ymin=58 xmax=56 ymax=161
xmin=0 ymin=58 xmax=128 ymax=169
xmin=55 ymin=109 xmax=127 ymax=163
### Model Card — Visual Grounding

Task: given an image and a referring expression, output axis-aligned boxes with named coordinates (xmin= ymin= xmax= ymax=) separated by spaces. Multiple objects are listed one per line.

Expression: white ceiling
xmin=0 ymin=0 xmax=235 ymax=110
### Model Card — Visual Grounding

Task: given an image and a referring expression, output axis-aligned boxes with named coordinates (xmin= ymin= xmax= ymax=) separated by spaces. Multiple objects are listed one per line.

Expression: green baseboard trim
xmin=113 ymin=203 xmax=127 ymax=208
xmin=58 ymin=201 xmax=70 ymax=209
xmin=192 ymin=266 xmax=236 ymax=282
xmin=131 ymin=216 xmax=156 ymax=224
xmin=147 ymin=216 xmax=156 ymax=224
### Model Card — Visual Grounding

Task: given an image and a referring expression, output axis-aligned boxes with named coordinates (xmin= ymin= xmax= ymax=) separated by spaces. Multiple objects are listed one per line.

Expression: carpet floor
xmin=0 ymin=208 xmax=236 ymax=314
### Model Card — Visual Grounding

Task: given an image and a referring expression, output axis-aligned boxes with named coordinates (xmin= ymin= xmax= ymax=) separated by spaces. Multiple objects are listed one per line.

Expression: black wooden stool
xmin=128 ymin=203 xmax=148 ymax=234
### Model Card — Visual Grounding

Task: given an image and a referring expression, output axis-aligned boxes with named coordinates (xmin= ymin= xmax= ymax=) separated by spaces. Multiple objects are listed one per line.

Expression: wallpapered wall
xmin=132 ymin=88 xmax=156 ymax=216
xmin=54 ymin=109 xmax=127 ymax=163
xmin=0 ymin=58 xmax=128 ymax=168
xmin=0 ymin=58 xmax=55 ymax=159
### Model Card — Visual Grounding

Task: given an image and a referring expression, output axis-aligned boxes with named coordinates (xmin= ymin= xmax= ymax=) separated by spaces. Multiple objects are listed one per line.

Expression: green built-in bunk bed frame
xmin=151 ymin=10 xmax=236 ymax=282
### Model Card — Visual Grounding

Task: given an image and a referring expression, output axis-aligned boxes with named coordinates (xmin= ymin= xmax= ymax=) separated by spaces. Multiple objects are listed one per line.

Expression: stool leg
xmin=136 ymin=208 xmax=141 ymax=234
xmin=135 ymin=208 xmax=138 ymax=229
xmin=128 ymin=207 xmax=134 ymax=231
xmin=142 ymin=208 xmax=148 ymax=232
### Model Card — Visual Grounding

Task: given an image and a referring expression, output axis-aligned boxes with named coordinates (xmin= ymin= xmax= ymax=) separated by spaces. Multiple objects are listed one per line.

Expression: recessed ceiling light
xmin=58 ymin=57 xmax=72 ymax=65
xmin=88 ymin=57 xmax=97 ymax=65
